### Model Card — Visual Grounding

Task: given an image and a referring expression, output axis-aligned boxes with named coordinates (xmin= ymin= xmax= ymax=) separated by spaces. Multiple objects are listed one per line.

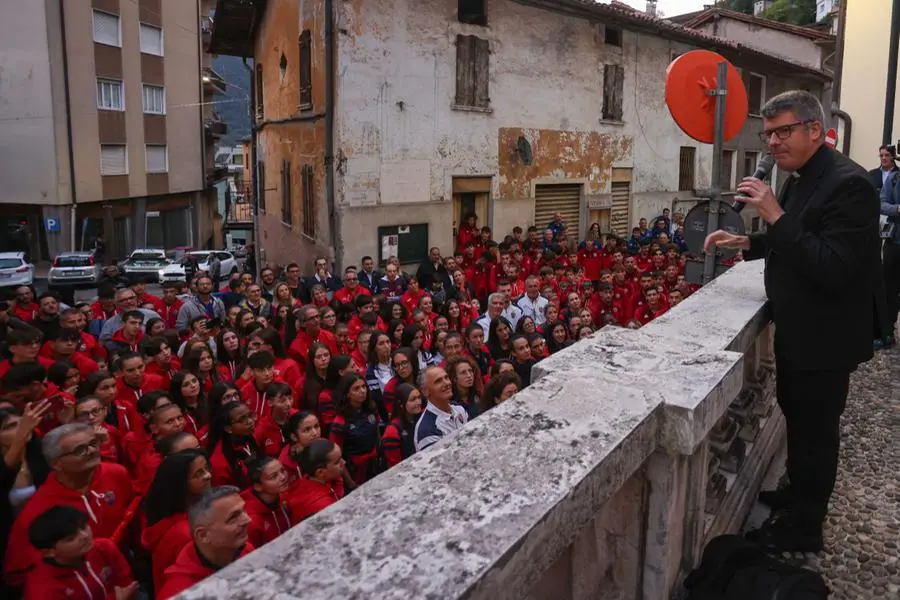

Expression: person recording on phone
xmin=704 ymin=91 xmax=879 ymax=553
xmin=176 ymin=275 xmax=226 ymax=336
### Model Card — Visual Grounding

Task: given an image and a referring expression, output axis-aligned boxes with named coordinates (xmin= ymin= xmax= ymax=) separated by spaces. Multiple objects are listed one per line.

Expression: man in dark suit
xmin=357 ymin=255 xmax=381 ymax=294
xmin=866 ymin=145 xmax=899 ymax=194
xmin=415 ymin=246 xmax=452 ymax=291
xmin=705 ymin=91 xmax=878 ymax=553
xmin=868 ymin=146 xmax=898 ymax=349
xmin=302 ymin=256 xmax=342 ymax=303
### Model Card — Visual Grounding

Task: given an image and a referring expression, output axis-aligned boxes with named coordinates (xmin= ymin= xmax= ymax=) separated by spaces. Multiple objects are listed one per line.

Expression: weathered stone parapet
xmin=179 ymin=261 xmax=781 ymax=600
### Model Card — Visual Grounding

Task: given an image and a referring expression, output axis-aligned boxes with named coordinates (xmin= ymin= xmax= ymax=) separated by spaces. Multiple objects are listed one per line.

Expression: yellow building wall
xmin=840 ymin=0 xmax=900 ymax=165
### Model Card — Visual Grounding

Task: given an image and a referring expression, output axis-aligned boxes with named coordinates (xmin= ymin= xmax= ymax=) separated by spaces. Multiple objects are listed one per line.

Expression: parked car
xmin=0 ymin=252 xmax=34 ymax=288
xmin=47 ymin=252 xmax=102 ymax=289
xmin=121 ymin=248 xmax=170 ymax=282
xmin=158 ymin=250 xmax=238 ymax=284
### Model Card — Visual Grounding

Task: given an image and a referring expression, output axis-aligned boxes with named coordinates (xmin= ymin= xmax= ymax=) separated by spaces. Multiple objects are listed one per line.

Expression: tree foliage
xmin=763 ymin=0 xmax=817 ymax=25
xmin=719 ymin=0 xmax=756 ymax=15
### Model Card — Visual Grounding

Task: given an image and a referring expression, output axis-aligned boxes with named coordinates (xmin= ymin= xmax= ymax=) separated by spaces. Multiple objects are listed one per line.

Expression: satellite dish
xmin=516 ymin=136 xmax=533 ymax=166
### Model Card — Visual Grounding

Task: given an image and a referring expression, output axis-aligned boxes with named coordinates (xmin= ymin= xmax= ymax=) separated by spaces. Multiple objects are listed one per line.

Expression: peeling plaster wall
xmin=692 ymin=20 xmax=823 ymax=70
xmin=334 ymin=0 xmax=713 ymax=264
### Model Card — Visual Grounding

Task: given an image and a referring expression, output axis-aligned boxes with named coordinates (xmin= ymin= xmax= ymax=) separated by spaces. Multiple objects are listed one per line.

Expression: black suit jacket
xmin=745 ymin=145 xmax=878 ymax=372
xmin=416 ymin=260 xmax=452 ymax=290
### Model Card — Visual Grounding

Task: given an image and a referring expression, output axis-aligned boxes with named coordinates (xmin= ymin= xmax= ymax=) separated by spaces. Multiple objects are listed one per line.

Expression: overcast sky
xmin=616 ymin=0 xmax=710 ymax=18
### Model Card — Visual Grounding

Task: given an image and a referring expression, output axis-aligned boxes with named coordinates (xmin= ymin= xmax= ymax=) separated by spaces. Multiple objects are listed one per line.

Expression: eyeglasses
xmin=76 ymin=407 xmax=106 ymax=420
xmin=231 ymin=413 xmax=257 ymax=425
xmin=117 ymin=295 xmax=137 ymax=303
xmin=60 ymin=437 xmax=101 ymax=458
xmin=758 ymin=120 xmax=813 ymax=143
xmin=393 ymin=360 xmax=411 ymax=369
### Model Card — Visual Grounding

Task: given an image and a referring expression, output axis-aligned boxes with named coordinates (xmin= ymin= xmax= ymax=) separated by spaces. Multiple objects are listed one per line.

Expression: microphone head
xmin=756 ymin=154 xmax=776 ymax=177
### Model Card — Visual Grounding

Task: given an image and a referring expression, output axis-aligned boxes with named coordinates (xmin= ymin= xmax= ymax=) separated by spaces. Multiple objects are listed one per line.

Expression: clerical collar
xmin=796 ymin=144 xmax=829 ymax=179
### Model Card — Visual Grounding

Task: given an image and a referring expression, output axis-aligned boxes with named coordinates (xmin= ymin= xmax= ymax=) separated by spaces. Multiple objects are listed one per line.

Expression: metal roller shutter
xmin=534 ymin=184 xmax=582 ymax=234
xmin=610 ymin=181 xmax=631 ymax=236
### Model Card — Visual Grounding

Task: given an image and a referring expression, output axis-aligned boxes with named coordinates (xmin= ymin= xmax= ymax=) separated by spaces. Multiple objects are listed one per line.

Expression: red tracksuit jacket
xmin=157 ymin=542 xmax=254 ymax=600
xmin=141 ymin=513 xmax=192 ymax=594
xmin=4 ymin=463 xmax=134 ymax=586
xmin=23 ymin=538 xmax=134 ymax=600
xmin=288 ymin=477 xmax=344 ymax=521
xmin=240 ymin=489 xmax=294 ymax=548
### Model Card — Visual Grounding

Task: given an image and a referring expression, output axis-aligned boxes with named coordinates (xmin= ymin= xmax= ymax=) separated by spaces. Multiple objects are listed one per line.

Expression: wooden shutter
xmin=302 ymin=165 xmax=315 ymax=237
xmin=255 ymin=65 xmax=264 ymax=120
xmin=299 ymin=30 xmax=312 ymax=108
xmin=610 ymin=181 xmax=631 ymax=236
xmin=720 ymin=150 xmax=734 ymax=191
xmin=678 ymin=146 xmax=696 ymax=191
xmin=258 ymin=160 xmax=266 ymax=211
xmin=455 ymin=35 xmax=475 ymax=106
xmin=602 ymin=64 xmax=624 ymax=121
xmin=281 ymin=160 xmax=292 ymax=225
xmin=474 ymin=37 xmax=490 ymax=108
xmin=534 ymin=184 xmax=582 ymax=234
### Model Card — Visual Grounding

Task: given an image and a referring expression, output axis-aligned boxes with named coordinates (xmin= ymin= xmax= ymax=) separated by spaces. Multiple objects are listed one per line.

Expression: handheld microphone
xmin=732 ymin=154 xmax=776 ymax=213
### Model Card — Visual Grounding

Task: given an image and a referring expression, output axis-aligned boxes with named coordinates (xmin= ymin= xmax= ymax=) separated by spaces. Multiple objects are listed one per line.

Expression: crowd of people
xmin=0 ymin=210 xmax=702 ymax=599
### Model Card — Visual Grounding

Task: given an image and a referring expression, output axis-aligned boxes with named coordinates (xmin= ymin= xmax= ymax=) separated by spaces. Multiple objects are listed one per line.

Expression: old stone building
xmin=210 ymin=0 xmax=831 ymax=270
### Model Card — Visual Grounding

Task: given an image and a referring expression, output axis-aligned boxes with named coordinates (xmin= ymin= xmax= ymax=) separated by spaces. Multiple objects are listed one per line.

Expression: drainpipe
xmin=59 ymin=0 xmax=78 ymax=253
xmin=884 ymin=0 xmax=900 ymax=145
xmin=831 ymin=106 xmax=852 ymax=156
xmin=831 ymin=0 xmax=848 ymax=104
xmin=197 ymin=0 xmax=208 ymax=249
xmin=325 ymin=0 xmax=342 ymax=270
xmin=244 ymin=57 xmax=262 ymax=276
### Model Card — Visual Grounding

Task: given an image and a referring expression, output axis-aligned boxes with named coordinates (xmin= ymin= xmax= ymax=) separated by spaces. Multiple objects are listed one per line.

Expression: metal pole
xmin=884 ymin=0 xmax=900 ymax=144
xmin=703 ymin=61 xmax=728 ymax=284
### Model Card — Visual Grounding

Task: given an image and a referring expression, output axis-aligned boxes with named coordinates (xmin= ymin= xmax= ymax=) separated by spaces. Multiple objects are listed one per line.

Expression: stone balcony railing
xmin=180 ymin=260 xmax=782 ymax=600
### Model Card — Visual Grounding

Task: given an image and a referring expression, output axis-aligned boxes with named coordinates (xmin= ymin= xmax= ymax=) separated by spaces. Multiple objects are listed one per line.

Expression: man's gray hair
xmin=488 ymin=292 xmax=505 ymax=305
xmin=42 ymin=422 xmax=93 ymax=461
xmin=188 ymin=485 xmax=240 ymax=530
xmin=761 ymin=90 xmax=825 ymax=125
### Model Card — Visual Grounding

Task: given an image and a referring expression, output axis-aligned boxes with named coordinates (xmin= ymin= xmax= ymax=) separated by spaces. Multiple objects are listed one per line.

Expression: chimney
xmin=646 ymin=0 xmax=658 ymax=17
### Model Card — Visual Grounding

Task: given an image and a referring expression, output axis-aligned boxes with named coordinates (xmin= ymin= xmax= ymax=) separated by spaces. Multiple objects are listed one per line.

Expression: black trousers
xmin=884 ymin=240 xmax=900 ymax=331
xmin=775 ymin=357 xmax=850 ymax=532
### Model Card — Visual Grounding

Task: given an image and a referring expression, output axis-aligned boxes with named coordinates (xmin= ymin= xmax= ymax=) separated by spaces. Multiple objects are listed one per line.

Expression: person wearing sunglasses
xmin=705 ymin=90 xmax=879 ymax=554
xmin=3 ymin=422 xmax=133 ymax=588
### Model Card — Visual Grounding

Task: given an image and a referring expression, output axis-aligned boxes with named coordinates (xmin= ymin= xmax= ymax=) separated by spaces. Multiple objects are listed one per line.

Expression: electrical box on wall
xmin=377 ymin=224 xmax=428 ymax=266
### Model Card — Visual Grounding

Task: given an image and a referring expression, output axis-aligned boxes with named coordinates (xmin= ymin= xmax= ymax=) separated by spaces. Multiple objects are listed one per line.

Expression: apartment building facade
xmin=0 ymin=0 xmax=216 ymax=262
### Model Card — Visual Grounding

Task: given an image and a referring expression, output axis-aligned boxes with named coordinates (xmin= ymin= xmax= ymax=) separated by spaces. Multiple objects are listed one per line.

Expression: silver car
xmin=121 ymin=248 xmax=169 ymax=282
xmin=48 ymin=252 xmax=102 ymax=288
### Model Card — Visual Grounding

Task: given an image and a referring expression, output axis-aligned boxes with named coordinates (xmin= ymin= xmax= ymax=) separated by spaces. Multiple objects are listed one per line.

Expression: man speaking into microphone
xmin=705 ymin=91 xmax=878 ymax=553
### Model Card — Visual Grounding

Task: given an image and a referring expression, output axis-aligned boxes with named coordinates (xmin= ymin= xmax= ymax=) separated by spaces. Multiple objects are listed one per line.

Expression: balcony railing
xmin=182 ymin=261 xmax=784 ymax=600
xmin=202 ymin=66 xmax=227 ymax=96
xmin=226 ymin=202 xmax=253 ymax=225
xmin=204 ymin=117 xmax=228 ymax=139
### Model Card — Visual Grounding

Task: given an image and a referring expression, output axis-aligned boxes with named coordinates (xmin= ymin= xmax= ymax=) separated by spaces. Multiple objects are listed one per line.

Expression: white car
xmin=0 ymin=252 xmax=34 ymax=288
xmin=159 ymin=250 xmax=238 ymax=283
xmin=121 ymin=248 xmax=170 ymax=282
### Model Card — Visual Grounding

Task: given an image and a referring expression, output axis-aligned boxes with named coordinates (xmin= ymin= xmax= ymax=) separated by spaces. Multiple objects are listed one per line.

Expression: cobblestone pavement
xmin=772 ymin=345 xmax=900 ymax=598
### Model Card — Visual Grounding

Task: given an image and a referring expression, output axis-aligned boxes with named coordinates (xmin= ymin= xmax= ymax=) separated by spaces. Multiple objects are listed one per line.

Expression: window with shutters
xmin=610 ymin=181 xmax=631 ymax=237
xmin=100 ymin=145 xmax=127 ymax=176
xmin=281 ymin=160 xmax=293 ymax=226
xmin=743 ymin=151 xmax=759 ymax=179
xmin=745 ymin=72 xmax=765 ymax=116
xmin=299 ymin=30 xmax=312 ymax=109
xmin=678 ymin=146 xmax=696 ymax=191
xmin=602 ymin=64 xmax=624 ymax=122
xmin=458 ymin=0 xmax=487 ymax=26
xmin=139 ymin=24 xmax=163 ymax=56
xmin=255 ymin=65 xmax=264 ymax=120
xmin=454 ymin=35 xmax=490 ymax=110
xmin=721 ymin=149 xmax=734 ymax=191
xmin=145 ymin=145 xmax=168 ymax=173
xmin=258 ymin=160 xmax=267 ymax=211
xmin=97 ymin=79 xmax=124 ymax=111
xmin=605 ymin=26 xmax=622 ymax=47
xmin=92 ymin=11 xmax=121 ymax=47
xmin=302 ymin=164 xmax=315 ymax=237
xmin=142 ymin=85 xmax=165 ymax=114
